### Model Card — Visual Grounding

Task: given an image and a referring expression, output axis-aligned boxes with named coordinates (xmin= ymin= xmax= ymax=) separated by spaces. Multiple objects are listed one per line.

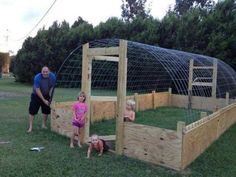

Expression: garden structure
xmin=51 ymin=39 xmax=236 ymax=170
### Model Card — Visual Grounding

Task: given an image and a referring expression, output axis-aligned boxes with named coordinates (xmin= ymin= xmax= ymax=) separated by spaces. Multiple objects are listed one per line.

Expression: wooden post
xmin=177 ymin=121 xmax=186 ymax=133
xmin=200 ymin=112 xmax=207 ymax=118
xmin=188 ymin=59 xmax=194 ymax=110
xmin=90 ymin=101 xmax=94 ymax=123
xmin=212 ymin=59 xmax=218 ymax=98
xmin=152 ymin=91 xmax=155 ymax=109
xmin=177 ymin=121 xmax=185 ymax=170
xmin=81 ymin=43 xmax=91 ymax=143
xmin=168 ymin=87 xmax=172 ymax=107
xmin=115 ymin=40 xmax=127 ymax=155
xmin=225 ymin=92 xmax=229 ymax=106
xmin=134 ymin=93 xmax=139 ymax=112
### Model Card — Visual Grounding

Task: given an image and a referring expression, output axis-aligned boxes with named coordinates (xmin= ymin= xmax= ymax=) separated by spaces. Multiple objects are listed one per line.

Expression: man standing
xmin=27 ymin=66 xmax=56 ymax=132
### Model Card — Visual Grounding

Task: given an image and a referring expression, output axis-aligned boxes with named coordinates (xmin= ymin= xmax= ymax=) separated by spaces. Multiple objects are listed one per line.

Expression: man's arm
xmin=49 ymin=73 xmax=57 ymax=103
xmin=36 ymin=88 xmax=49 ymax=106
xmin=34 ymin=74 xmax=49 ymax=106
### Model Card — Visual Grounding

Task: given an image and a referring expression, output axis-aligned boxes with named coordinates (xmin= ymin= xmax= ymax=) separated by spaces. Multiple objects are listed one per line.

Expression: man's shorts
xmin=29 ymin=93 xmax=51 ymax=115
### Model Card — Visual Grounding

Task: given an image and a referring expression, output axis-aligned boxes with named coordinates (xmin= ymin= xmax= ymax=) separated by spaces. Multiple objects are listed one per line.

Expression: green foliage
xmin=94 ymin=17 xmax=126 ymax=39
xmin=13 ymin=0 xmax=236 ymax=83
xmin=174 ymin=0 xmax=215 ymax=16
xmin=121 ymin=0 xmax=151 ymax=22
xmin=205 ymin=0 xmax=236 ymax=68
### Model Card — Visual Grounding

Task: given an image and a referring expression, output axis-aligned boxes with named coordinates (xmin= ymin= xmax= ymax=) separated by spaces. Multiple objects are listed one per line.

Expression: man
xmin=27 ymin=66 xmax=56 ymax=132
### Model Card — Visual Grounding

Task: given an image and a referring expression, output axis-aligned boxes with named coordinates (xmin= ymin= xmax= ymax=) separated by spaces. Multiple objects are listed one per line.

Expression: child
xmin=70 ymin=91 xmax=87 ymax=148
xmin=124 ymin=99 xmax=135 ymax=122
xmin=87 ymin=134 xmax=109 ymax=158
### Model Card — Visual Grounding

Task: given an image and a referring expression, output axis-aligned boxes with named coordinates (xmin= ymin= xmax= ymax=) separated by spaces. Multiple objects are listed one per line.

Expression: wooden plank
xmin=50 ymin=103 xmax=74 ymax=138
xmin=91 ymin=100 xmax=116 ymax=122
xmin=171 ymin=94 xmax=226 ymax=111
xmin=91 ymin=96 xmax=117 ymax=101
xmin=138 ymin=93 xmax=153 ymax=111
xmin=225 ymin=92 xmax=229 ymax=106
xmin=200 ymin=112 xmax=207 ymax=118
xmin=99 ymin=135 xmax=116 ymax=141
xmin=153 ymin=92 xmax=169 ymax=108
xmin=182 ymin=102 xmax=236 ymax=169
xmin=177 ymin=121 xmax=185 ymax=133
xmin=212 ymin=59 xmax=218 ymax=98
xmin=182 ymin=118 xmax=219 ymax=169
xmin=168 ymin=88 xmax=172 ymax=106
xmin=123 ymin=123 xmax=182 ymax=170
xmin=134 ymin=93 xmax=139 ymax=112
xmin=115 ymin=40 xmax=127 ymax=155
xmin=192 ymin=66 xmax=214 ymax=69
xmin=88 ymin=47 xmax=119 ymax=56
xmin=87 ymin=135 xmax=116 ymax=141
xmin=152 ymin=91 xmax=155 ymax=109
xmin=188 ymin=59 xmax=194 ymax=93
xmin=188 ymin=59 xmax=194 ymax=110
xmin=81 ymin=43 xmax=91 ymax=143
xmin=192 ymin=82 xmax=213 ymax=87
xmin=91 ymin=55 xmax=119 ymax=62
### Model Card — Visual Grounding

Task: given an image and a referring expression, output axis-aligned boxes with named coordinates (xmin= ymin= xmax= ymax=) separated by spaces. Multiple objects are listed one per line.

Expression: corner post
xmin=115 ymin=40 xmax=127 ymax=155
xmin=81 ymin=43 xmax=91 ymax=143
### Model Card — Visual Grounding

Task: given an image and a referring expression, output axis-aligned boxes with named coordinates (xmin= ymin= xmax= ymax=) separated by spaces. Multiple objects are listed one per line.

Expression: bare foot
xmin=27 ymin=129 xmax=32 ymax=133
xmin=70 ymin=143 xmax=74 ymax=148
xmin=78 ymin=143 xmax=82 ymax=148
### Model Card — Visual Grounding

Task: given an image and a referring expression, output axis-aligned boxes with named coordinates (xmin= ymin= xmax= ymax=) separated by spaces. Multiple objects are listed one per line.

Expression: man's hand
xmin=43 ymin=99 xmax=49 ymax=106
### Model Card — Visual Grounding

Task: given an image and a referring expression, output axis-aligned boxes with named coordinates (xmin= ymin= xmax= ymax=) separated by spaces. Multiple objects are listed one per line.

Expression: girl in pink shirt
xmin=70 ymin=91 xmax=87 ymax=148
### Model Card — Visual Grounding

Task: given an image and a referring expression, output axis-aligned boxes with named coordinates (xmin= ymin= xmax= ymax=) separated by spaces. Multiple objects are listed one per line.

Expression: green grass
xmin=90 ymin=107 xmax=204 ymax=136
xmin=1 ymin=78 xmax=236 ymax=177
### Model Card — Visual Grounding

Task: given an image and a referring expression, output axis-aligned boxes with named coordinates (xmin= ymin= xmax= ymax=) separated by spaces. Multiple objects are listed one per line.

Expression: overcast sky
xmin=0 ymin=0 xmax=175 ymax=54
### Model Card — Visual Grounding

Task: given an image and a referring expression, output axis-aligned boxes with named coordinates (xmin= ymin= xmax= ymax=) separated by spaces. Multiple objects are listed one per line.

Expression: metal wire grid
xmin=56 ymin=38 xmax=236 ymax=124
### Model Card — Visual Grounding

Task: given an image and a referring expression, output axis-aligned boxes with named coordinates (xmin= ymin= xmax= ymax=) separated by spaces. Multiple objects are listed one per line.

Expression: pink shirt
xmin=89 ymin=139 xmax=104 ymax=152
xmin=72 ymin=102 xmax=88 ymax=124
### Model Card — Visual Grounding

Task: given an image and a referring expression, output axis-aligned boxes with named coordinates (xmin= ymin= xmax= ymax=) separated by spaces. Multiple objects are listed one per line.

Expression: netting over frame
xmin=56 ymin=38 xmax=236 ymax=99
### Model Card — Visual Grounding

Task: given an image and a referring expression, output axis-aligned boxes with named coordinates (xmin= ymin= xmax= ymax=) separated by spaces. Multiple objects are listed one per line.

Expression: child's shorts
xmin=72 ymin=121 xmax=85 ymax=128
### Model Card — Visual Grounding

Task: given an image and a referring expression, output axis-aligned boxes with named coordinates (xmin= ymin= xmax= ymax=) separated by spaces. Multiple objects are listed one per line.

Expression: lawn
xmin=90 ymin=107 xmax=202 ymax=137
xmin=1 ymin=78 xmax=236 ymax=177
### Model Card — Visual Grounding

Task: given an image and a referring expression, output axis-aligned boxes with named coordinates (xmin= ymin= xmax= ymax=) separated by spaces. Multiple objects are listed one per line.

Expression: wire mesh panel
xmin=56 ymin=39 xmax=236 ymax=125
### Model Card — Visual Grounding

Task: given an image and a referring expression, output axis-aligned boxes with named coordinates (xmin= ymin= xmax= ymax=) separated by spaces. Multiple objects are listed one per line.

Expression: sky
xmin=0 ymin=0 xmax=175 ymax=54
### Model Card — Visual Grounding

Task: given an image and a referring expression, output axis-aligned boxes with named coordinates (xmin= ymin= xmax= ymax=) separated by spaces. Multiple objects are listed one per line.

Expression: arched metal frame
xmin=56 ymin=38 xmax=236 ymax=123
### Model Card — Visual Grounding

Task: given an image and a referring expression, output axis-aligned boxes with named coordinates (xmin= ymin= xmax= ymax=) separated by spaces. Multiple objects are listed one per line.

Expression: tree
xmin=94 ymin=17 xmax=126 ymax=39
xmin=205 ymin=0 xmax=236 ymax=69
xmin=174 ymin=0 xmax=215 ymax=16
xmin=121 ymin=0 xmax=151 ymax=22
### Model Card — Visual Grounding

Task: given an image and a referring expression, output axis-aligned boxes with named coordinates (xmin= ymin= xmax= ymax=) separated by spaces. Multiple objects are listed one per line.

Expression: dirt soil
xmin=0 ymin=91 xmax=27 ymax=99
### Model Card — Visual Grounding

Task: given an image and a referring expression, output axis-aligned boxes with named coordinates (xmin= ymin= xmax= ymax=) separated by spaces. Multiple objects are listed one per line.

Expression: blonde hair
xmin=126 ymin=99 xmax=135 ymax=110
xmin=91 ymin=134 xmax=99 ymax=142
xmin=77 ymin=91 xmax=86 ymax=102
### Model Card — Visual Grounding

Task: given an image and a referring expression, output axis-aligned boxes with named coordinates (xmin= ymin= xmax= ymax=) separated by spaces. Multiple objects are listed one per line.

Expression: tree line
xmin=13 ymin=0 xmax=236 ymax=83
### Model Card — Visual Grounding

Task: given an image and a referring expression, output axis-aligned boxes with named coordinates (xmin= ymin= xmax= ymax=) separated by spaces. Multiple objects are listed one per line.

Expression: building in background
xmin=0 ymin=29 xmax=11 ymax=77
